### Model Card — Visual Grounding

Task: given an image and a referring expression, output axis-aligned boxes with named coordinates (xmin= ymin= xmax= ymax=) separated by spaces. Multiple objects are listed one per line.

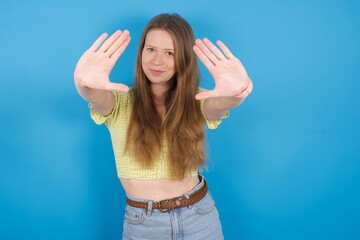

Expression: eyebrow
xmin=145 ymin=45 xmax=174 ymax=51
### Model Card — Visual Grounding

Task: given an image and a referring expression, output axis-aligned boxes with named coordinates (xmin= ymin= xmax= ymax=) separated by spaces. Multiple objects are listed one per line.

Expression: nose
xmin=152 ymin=52 xmax=163 ymax=65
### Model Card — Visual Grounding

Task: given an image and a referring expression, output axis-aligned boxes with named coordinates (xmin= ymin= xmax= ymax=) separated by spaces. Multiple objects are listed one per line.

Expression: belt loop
xmin=146 ymin=201 xmax=153 ymax=217
xmin=184 ymin=193 xmax=190 ymax=199
xmin=199 ymin=174 xmax=204 ymax=183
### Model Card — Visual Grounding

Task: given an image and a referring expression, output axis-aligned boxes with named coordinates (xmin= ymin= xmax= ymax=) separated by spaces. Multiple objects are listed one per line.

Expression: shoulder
xmin=197 ymin=87 xmax=229 ymax=129
xmin=112 ymin=89 xmax=133 ymax=105
xmin=197 ymin=87 xmax=206 ymax=93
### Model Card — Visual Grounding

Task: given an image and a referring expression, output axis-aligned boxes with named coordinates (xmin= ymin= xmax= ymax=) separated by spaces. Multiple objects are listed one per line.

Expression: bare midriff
xmin=120 ymin=176 xmax=200 ymax=201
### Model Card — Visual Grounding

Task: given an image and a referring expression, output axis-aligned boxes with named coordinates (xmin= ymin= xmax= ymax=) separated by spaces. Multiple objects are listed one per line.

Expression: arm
xmin=193 ymin=38 xmax=253 ymax=120
xmin=203 ymin=83 xmax=252 ymax=120
xmin=74 ymin=30 xmax=131 ymax=116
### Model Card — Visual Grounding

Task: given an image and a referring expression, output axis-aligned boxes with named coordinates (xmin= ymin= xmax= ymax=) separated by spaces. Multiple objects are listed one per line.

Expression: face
xmin=142 ymin=29 xmax=176 ymax=88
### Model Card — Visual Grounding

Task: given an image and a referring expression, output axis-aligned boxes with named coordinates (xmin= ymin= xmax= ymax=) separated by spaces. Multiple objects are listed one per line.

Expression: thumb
xmin=105 ymin=82 xmax=130 ymax=92
xmin=195 ymin=90 xmax=217 ymax=100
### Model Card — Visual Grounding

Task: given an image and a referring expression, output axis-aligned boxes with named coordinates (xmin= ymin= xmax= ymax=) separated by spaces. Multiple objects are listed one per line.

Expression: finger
xmin=107 ymin=30 xmax=130 ymax=57
xmin=216 ymin=40 xmax=235 ymax=59
xmin=203 ymin=38 xmax=226 ymax=60
xmin=89 ymin=33 xmax=108 ymax=51
xmin=98 ymin=30 xmax=122 ymax=52
xmin=193 ymin=45 xmax=215 ymax=70
xmin=194 ymin=39 xmax=219 ymax=65
xmin=110 ymin=36 xmax=131 ymax=63
xmin=104 ymin=82 xmax=130 ymax=92
xmin=195 ymin=90 xmax=219 ymax=100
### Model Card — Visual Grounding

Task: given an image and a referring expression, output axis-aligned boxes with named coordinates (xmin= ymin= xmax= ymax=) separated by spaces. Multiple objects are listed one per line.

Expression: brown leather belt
xmin=126 ymin=179 xmax=208 ymax=212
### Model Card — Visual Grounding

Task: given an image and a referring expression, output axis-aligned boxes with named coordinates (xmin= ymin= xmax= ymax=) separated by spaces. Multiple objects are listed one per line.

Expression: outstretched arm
xmin=74 ymin=30 xmax=131 ymax=116
xmin=193 ymin=38 xmax=253 ymax=120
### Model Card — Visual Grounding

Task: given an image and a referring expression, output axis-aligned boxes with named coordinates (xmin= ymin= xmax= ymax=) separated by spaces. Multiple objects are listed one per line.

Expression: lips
xmin=149 ymin=69 xmax=165 ymax=76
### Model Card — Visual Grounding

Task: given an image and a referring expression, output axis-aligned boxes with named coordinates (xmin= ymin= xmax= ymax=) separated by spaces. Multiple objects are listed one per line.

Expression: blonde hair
xmin=125 ymin=13 xmax=206 ymax=179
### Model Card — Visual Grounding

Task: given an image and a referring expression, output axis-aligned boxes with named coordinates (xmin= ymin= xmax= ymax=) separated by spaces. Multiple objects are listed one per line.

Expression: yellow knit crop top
xmin=89 ymin=90 xmax=229 ymax=180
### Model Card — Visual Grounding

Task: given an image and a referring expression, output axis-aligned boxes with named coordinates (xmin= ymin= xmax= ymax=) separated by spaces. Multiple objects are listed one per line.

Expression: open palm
xmin=193 ymin=38 xmax=253 ymax=100
xmin=74 ymin=30 xmax=131 ymax=92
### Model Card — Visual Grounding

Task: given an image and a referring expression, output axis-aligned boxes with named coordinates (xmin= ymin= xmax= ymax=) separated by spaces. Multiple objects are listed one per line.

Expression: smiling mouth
xmin=149 ymin=69 xmax=165 ymax=75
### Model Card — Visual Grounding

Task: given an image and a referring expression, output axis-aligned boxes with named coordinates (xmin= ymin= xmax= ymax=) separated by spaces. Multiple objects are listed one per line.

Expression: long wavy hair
xmin=124 ymin=13 xmax=206 ymax=179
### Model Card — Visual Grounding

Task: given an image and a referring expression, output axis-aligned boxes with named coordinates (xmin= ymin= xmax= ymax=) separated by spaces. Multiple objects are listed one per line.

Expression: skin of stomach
xmin=120 ymin=176 xmax=200 ymax=201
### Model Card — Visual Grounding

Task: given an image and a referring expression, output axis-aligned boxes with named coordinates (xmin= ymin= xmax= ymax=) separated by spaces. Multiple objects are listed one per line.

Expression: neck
xmin=151 ymin=83 xmax=170 ymax=106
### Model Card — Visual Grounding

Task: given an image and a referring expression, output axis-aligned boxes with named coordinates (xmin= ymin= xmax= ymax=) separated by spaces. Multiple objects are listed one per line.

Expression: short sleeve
xmin=88 ymin=90 xmax=123 ymax=127
xmin=200 ymin=98 xmax=229 ymax=130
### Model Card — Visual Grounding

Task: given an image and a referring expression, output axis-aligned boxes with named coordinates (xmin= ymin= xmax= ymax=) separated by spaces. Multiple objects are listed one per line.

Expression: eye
xmin=166 ymin=51 xmax=174 ymax=56
xmin=146 ymin=48 xmax=155 ymax=52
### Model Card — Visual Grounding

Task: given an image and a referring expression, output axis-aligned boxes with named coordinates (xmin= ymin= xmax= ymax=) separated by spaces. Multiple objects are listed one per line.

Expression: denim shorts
xmin=122 ymin=176 xmax=224 ymax=240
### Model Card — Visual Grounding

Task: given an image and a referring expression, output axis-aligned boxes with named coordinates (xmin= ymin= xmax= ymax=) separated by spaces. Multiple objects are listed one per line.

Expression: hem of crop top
xmin=116 ymin=170 xmax=199 ymax=180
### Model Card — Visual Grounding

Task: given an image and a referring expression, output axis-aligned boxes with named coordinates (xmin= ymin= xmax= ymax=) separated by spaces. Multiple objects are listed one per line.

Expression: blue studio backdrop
xmin=1 ymin=0 xmax=359 ymax=239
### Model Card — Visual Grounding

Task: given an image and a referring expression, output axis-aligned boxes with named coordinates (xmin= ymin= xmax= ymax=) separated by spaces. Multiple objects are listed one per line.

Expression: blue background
xmin=1 ymin=0 xmax=359 ymax=239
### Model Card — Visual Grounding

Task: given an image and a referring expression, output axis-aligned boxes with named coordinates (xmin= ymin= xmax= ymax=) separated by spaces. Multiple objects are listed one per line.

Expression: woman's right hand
xmin=74 ymin=30 xmax=131 ymax=92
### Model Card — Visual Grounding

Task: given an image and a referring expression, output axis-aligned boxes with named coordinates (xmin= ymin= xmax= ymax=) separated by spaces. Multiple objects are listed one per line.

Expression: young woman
xmin=74 ymin=13 xmax=252 ymax=240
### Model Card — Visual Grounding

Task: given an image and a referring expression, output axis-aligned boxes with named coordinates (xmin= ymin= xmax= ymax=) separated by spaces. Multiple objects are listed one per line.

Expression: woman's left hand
xmin=193 ymin=38 xmax=253 ymax=100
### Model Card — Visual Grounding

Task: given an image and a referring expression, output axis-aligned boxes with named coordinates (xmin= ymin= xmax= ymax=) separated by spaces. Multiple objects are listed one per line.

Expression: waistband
xmin=126 ymin=175 xmax=207 ymax=212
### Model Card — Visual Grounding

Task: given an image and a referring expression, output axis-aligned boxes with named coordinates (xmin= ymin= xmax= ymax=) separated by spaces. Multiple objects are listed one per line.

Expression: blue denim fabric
xmin=122 ymin=176 xmax=224 ymax=240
